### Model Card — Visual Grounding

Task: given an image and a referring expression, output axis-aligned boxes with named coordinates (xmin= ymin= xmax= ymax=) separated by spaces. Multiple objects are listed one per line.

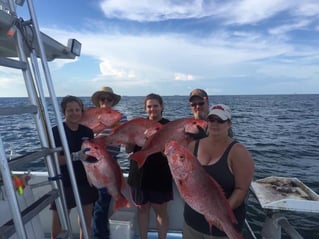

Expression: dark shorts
xmin=50 ymin=185 xmax=98 ymax=210
xmin=130 ymin=187 xmax=173 ymax=206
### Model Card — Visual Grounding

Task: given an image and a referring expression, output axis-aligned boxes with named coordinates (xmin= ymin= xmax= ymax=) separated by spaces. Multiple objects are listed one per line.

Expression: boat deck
xmin=43 ymin=231 xmax=182 ymax=239
xmin=147 ymin=232 xmax=182 ymax=239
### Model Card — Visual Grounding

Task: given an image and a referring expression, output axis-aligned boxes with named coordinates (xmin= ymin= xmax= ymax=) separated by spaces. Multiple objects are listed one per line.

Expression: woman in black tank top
xmin=183 ymin=104 xmax=254 ymax=239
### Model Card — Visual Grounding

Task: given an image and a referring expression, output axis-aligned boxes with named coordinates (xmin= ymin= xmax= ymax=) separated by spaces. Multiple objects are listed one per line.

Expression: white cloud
xmin=99 ymin=0 xmax=319 ymax=28
xmin=100 ymin=0 xmax=210 ymax=21
xmin=174 ymin=73 xmax=194 ymax=81
xmin=99 ymin=58 xmax=136 ymax=79
xmin=268 ymin=20 xmax=311 ymax=35
xmin=220 ymin=0 xmax=290 ymax=25
xmin=292 ymin=2 xmax=319 ymax=17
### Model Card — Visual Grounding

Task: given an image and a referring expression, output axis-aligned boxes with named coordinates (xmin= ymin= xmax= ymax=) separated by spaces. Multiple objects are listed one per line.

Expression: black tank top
xmin=128 ymin=118 xmax=172 ymax=192
xmin=183 ymin=140 xmax=246 ymax=235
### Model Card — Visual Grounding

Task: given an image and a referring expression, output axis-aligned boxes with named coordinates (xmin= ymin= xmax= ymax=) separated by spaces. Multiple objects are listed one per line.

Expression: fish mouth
xmin=83 ymin=156 xmax=98 ymax=163
xmin=186 ymin=125 xmax=208 ymax=140
xmin=81 ymin=148 xmax=98 ymax=163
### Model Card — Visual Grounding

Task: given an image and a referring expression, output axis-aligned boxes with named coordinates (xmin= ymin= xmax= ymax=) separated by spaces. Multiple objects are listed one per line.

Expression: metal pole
xmin=26 ymin=0 xmax=89 ymax=238
xmin=29 ymin=50 xmax=72 ymax=235
xmin=0 ymin=136 xmax=27 ymax=239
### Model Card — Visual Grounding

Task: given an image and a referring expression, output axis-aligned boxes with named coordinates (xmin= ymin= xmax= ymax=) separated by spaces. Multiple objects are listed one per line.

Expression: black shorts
xmin=50 ymin=185 xmax=98 ymax=210
xmin=130 ymin=187 xmax=173 ymax=206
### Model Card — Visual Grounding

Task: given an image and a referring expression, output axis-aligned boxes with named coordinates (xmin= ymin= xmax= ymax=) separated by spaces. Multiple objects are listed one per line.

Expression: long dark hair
xmin=144 ymin=93 xmax=164 ymax=114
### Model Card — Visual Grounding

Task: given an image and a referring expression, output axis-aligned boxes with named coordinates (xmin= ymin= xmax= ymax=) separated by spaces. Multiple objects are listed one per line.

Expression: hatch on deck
xmin=251 ymin=176 xmax=319 ymax=213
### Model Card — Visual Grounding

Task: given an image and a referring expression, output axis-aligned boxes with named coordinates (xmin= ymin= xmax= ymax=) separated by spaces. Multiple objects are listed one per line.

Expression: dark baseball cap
xmin=189 ymin=89 xmax=208 ymax=101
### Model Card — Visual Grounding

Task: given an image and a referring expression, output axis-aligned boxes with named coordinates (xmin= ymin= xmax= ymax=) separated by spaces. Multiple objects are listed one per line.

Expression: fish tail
xmin=114 ymin=195 xmax=130 ymax=211
xmin=220 ymin=222 xmax=244 ymax=239
xmin=225 ymin=227 xmax=244 ymax=239
xmin=129 ymin=151 xmax=147 ymax=168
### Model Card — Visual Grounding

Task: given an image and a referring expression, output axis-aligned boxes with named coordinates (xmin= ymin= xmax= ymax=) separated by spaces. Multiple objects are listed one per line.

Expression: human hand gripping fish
xmin=80 ymin=140 xmax=130 ymax=210
xmin=164 ymin=141 xmax=244 ymax=239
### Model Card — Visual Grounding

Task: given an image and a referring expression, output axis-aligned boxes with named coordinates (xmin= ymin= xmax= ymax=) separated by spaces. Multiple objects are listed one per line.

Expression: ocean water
xmin=1 ymin=94 xmax=319 ymax=238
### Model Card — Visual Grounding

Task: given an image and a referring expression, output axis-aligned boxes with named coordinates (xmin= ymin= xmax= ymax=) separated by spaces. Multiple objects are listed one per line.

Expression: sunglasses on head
xmin=99 ymin=96 xmax=113 ymax=102
xmin=190 ymin=101 xmax=205 ymax=107
xmin=207 ymin=116 xmax=228 ymax=124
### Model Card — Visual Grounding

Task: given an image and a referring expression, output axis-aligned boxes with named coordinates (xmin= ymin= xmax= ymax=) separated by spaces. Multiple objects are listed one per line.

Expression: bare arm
xmin=227 ymin=143 xmax=254 ymax=209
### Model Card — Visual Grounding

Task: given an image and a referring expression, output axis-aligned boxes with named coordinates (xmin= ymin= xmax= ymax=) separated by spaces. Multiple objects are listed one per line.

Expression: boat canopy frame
xmin=0 ymin=0 xmax=87 ymax=238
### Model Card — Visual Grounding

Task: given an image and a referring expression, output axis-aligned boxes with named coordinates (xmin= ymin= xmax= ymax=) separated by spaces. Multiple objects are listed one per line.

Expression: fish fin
xmin=92 ymin=135 xmax=109 ymax=146
xmin=91 ymin=123 xmax=107 ymax=134
xmin=207 ymin=218 xmax=223 ymax=234
xmin=114 ymin=195 xmax=130 ymax=211
xmin=144 ymin=125 xmax=161 ymax=140
xmin=129 ymin=151 xmax=147 ymax=168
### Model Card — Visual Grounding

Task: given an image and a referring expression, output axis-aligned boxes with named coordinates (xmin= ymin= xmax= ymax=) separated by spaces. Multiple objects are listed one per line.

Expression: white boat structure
xmin=1 ymin=1 xmax=319 ymax=238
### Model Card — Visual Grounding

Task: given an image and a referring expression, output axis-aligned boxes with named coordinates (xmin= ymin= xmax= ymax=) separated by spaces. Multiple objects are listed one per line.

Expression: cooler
xmin=109 ymin=211 xmax=136 ymax=239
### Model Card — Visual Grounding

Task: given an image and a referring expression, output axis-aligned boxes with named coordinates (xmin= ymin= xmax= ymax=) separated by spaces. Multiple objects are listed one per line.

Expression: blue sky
xmin=1 ymin=0 xmax=318 ymax=97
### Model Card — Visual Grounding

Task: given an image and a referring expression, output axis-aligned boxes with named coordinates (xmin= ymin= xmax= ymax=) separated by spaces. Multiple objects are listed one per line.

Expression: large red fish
xmin=80 ymin=107 xmax=122 ymax=134
xmin=164 ymin=141 xmax=243 ymax=239
xmin=92 ymin=117 xmax=163 ymax=147
xmin=81 ymin=140 xmax=130 ymax=210
xmin=129 ymin=118 xmax=207 ymax=168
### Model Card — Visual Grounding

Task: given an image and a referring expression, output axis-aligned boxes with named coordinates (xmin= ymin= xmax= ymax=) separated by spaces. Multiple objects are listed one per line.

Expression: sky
xmin=0 ymin=0 xmax=319 ymax=97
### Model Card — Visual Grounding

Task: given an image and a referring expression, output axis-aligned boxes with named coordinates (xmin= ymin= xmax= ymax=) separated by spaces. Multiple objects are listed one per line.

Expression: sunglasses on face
xmin=99 ymin=96 xmax=113 ymax=103
xmin=190 ymin=101 xmax=205 ymax=107
xmin=207 ymin=117 xmax=228 ymax=124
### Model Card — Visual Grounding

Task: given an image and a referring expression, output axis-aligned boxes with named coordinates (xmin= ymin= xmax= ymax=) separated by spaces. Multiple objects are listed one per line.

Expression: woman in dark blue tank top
xmin=183 ymin=104 xmax=254 ymax=239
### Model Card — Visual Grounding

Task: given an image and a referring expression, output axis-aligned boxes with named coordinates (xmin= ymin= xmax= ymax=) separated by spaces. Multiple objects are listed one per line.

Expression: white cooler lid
xmin=251 ymin=176 xmax=319 ymax=213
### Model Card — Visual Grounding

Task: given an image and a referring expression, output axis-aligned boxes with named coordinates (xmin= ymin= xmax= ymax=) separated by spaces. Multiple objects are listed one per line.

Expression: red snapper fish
xmin=92 ymin=117 xmax=163 ymax=147
xmin=164 ymin=141 xmax=243 ymax=239
xmin=129 ymin=118 xmax=207 ymax=168
xmin=81 ymin=140 xmax=130 ymax=210
xmin=80 ymin=107 xmax=122 ymax=134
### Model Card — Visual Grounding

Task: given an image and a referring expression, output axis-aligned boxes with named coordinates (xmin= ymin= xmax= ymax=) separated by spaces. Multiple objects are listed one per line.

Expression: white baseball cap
xmin=208 ymin=104 xmax=232 ymax=120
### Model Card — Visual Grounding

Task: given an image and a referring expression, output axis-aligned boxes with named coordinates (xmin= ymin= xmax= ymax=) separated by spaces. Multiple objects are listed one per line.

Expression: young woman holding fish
xmin=127 ymin=93 xmax=173 ymax=239
xmin=50 ymin=95 xmax=98 ymax=239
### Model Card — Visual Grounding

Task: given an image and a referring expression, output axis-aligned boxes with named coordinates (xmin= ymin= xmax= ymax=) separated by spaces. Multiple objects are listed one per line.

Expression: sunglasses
xmin=190 ymin=101 xmax=205 ymax=107
xmin=207 ymin=117 xmax=228 ymax=124
xmin=99 ymin=96 xmax=113 ymax=102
